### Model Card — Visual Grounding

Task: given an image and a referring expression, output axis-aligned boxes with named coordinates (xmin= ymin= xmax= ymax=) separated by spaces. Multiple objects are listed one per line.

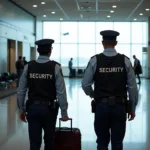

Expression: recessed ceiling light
xmin=145 ymin=8 xmax=150 ymax=11
xmin=33 ymin=5 xmax=37 ymax=8
xmin=43 ymin=15 xmax=47 ymax=17
xmin=51 ymin=12 xmax=55 ymax=14
xmin=134 ymin=18 xmax=137 ymax=21
xmin=88 ymin=6 xmax=92 ymax=9
xmin=107 ymin=15 xmax=111 ymax=18
xmin=112 ymin=5 xmax=117 ymax=8
xmin=139 ymin=13 xmax=143 ymax=16
xmin=41 ymin=2 xmax=45 ymax=4
xmin=110 ymin=10 xmax=114 ymax=13
xmin=60 ymin=18 xmax=63 ymax=21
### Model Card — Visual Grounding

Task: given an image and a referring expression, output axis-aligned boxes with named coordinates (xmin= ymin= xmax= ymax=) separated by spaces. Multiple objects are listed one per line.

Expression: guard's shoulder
xmin=90 ymin=55 xmax=97 ymax=64
xmin=28 ymin=60 xmax=36 ymax=65
xmin=91 ymin=54 xmax=100 ymax=60
xmin=121 ymin=54 xmax=133 ymax=68
xmin=123 ymin=55 xmax=131 ymax=64
xmin=91 ymin=54 xmax=97 ymax=59
xmin=89 ymin=54 xmax=99 ymax=67
xmin=91 ymin=53 xmax=103 ymax=59
xmin=51 ymin=60 xmax=61 ymax=66
xmin=118 ymin=53 xmax=130 ymax=59
xmin=124 ymin=55 xmax=130 ymax=60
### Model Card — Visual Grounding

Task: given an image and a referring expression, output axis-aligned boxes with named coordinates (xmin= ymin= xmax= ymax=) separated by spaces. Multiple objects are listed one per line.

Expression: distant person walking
xmin=133 ymin=55 xmax=142 ymax=84
xmin=68 ymin=58 xmax=73 ymax=78
xmin=15 ymin=56 xmax=24 ymax=87
xmin=23 ymin=57 xmax=28 ymax=67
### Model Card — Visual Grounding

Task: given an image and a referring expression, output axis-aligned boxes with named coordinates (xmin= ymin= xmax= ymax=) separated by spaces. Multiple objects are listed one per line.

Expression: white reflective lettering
xmin=99 ymin=68 xmax=103 ymax=73
xmin=50 ymin=75 xmax=53 ymax=79
xmin=112 ymin=68 xmax=115 ymax=72
xmin=98 ymin=67 xmax=124 ymax=73
xmin=41 ymin=74 xmax=44 ymax=79
xmin=29 ymin=73 xmax=53 ymax=79
xmin=106 ymin=68 xmax=109 ymax=72
xmin=32 ymin=73 xmax=35 ymax=78
xmin=30 ymin=73 xmax=32 ymax=78
xmin=36 ymin=74 xmax=38 ymax=78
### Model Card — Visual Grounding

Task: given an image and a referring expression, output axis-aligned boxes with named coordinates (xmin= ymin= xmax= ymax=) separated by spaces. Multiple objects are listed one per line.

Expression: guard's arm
xmin=55 ymin=64 xmax=68 ymax=118
xmin=82 ymin=57 xmax=97 ymax=98
xmin=125 ymin=57 xmax=138 ymax=120
xmin=17 ymin=65 xmax=28 ymax=114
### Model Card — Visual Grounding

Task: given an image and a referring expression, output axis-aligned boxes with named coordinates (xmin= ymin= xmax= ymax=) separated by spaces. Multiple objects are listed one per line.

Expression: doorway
xmin=7 ymin=40 xmax=16 ymax=73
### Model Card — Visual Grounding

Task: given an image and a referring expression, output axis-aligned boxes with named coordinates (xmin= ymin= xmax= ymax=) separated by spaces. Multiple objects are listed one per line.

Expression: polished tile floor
xmin=0 ymin=78 xmax=149 ymax=150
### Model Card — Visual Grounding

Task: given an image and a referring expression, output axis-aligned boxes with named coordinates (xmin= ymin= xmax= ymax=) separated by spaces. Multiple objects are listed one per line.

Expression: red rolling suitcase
xmin=54 ymin=118 xmax=81 ymax=150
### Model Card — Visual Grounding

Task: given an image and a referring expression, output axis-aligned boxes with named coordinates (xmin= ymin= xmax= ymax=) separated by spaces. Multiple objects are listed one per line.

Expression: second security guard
xmin=17 ymin=39 xmax=69 ymax=150
xmin=82 ymin=30 xmax=138 ymax=150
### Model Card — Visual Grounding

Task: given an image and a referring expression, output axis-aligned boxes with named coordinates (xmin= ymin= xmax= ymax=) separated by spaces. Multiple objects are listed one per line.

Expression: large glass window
xmin=78 ymin=22 xmax=95 ymax=43
xmin=116 ymin=44 xmax=131 ymax=58
xmin=43 ymin=22 xmax=60 ymax=43
xmin=96 ymin=22 xmax=113 ymax=43
xmin=114 ymin=22 xmax=131 ymax=44
xmin=43 ymin=22 xmax=148 ymax=68
xmin=142 ymin=22 xmax=148 ymax=44
xmin=132 ymin=23 xmax=143 ymax=44
xmin=79 ymin=44 xmax=95 ymax=67
xmin=60 ymin=44 xmax=78 ymax=67
xmin=50 ymin=44 xmax=60 ymax=63
xmin=131 ymin=44 xmax=143 ymax=64
xmin=96 ymin=44 xmax=104 ymax=54
xmin=61 ymin=22 xmax=78 ymax=43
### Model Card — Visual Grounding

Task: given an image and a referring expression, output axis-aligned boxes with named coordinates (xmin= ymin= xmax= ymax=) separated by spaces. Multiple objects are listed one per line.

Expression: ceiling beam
xmin=8 ymin=0 xmax=36 ymax=18
xmin=54 ymin=0 xmax=70 ymax=20
xmin=75 ymin=0 xmax=80 ymax=10
xmin=126 ymin=0 xmax=144 ymax=20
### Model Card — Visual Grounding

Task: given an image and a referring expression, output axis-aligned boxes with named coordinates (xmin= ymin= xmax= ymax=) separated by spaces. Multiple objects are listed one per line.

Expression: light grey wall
xmin=0 ymin=37 xmax=8 ymax=73
xmin=0 ymin=0 xmax=36 ymax=73
xmin=0 ymin=0 xmax=35 ymax=34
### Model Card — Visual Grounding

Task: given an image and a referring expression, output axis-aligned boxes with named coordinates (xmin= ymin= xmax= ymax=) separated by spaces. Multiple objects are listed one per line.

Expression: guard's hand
xmin=19 ymin=113 xmax=27 ymax=123
xmin=61 ymin=116 xmax=69 ymax=122
xmin=128 ymin=112 xmax=136 ymax=121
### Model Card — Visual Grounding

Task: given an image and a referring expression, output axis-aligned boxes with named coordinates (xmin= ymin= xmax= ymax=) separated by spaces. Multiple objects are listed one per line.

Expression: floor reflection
xmin=0 ymin=78 xmax=150 ymax=150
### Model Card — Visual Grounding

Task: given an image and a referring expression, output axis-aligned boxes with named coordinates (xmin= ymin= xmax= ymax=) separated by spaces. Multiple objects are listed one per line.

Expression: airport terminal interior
xmin=0 ymin=0 xmax=150 ymax=150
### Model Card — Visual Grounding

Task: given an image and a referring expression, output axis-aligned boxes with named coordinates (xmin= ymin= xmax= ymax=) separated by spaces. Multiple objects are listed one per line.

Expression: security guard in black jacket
xmin=82 ymin=30 xmax=138 ymax=150
xmin=17 ymin=39 xmax=69 ymax=150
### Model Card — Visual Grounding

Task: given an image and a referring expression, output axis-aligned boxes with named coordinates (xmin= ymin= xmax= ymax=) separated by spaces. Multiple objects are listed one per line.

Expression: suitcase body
xmin=54 ymin=119 xmax=81 ymax=150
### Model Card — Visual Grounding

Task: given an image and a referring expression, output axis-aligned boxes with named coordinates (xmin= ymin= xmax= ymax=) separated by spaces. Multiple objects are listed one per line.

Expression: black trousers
xmin=27 ymin=104 xmax=58 ymax=150
xmin=69 ymin=68 xmax=73 ymax=77
xmin=94 ymin=102 xmax=126 ymax=150
xmin=135 ymin=73 xmax=141 ymax=83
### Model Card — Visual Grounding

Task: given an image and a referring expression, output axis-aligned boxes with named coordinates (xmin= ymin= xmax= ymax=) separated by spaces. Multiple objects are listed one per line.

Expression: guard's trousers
xmin=94 ymin=102 xmax=126 ymax=150
xmin=27 ymin=104 xmax=58 ymax=150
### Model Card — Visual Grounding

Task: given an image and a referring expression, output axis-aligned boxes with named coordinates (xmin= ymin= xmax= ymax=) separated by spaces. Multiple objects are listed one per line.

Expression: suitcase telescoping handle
xmin=59 ymin=118 xmax=73 ymax=131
